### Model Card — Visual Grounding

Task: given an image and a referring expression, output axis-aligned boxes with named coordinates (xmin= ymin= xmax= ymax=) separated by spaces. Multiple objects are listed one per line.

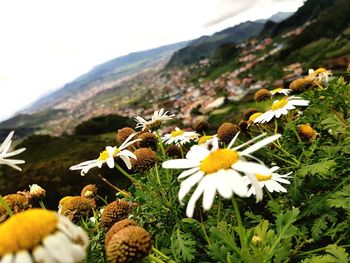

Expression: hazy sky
xmin=0 ymin=0 xmax=304 ymax=121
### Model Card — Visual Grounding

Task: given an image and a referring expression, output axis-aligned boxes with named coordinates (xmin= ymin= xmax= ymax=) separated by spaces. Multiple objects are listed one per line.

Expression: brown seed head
xmin=131 ymin=148 xmax=157 ymax=173
xmin=193 ymin=120 xmax=209 ymax=133
xmin=136 ymin=132 xmax=158 ymax=150
xmin=0 ymin=194 xmax=31 ymax=223
xmin=217 ymin=123 xmax=240 ymax=144
xmin=166 ymin=144 xmax=182 ymax=158
xmin=106 ymin=226 xmax=152 ymax=263
xmin=238 ymin=120 xmax=249 ymax=133
xmin=289 ymin=78 xmax=311 ymax=93
xmin=105 ymin=219 xmax=137 ymax=249
xmin=116 ymin=127 xmax=136 ymax=145
xmin=298 ymin=124 xmax=318 ymax=141
xmin=101 ymin=200 xmax=132 ymax=229
xmin=81 ymin=184 xmax=98 ymax=198
xmin=254 ymin=89 xmax=272 ymax=102
xmin=243 ymin=108 xmax=259 ymax=121
xmin=60 ymin=196 xmax=95 ymax=223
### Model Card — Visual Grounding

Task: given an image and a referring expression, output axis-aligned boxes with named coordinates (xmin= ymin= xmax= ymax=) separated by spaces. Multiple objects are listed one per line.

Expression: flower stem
xmin=148 ymin=254 xmax=165 ymax=263
xmin=155 ymin=164 xmax=161 ymax=186
xmin=151 ymin=246 xmax=176 ymax=262
xmin=231 ymin=195 xmax=245 ymax=249
xmin=115 ymin=163 xmax=140 ymax=187
xmin=297 ymin=244 xmax=350 ymax=256
xmin=156 ymin=130 xmax=166 ymax=159
xmin=97 ymin=174 xmax=131 ymax=198
xmin=39 ymin=200 xmax=46 ymax=209
xmin=0 ymin=194 xmax=13 ymax=217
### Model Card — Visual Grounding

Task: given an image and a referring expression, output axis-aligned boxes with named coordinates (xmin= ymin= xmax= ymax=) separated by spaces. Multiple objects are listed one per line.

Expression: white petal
xmin=0 ymin=254 xmax=14 ymax=263
xmin=233 ymin=160 xmax=270 ymax=175
xmin=178 ymin=172 xmax=204 ymax=202
xmin=2 ymin=148 xmax=26 ymax=158
xmin=0 ymin=131 xmax=14 ymax=153
xmin=202 ymin=177 xmax=217 ymax=211
xmin=270 ymin=166 xmax=280 ymax=172
xmin=162 ymin=159 xmax=199 ymax=169
xmin=106 ymin=157 xmax=115 ymax=169
xmin=178 ymin=167 xmax=201 ymax=179
xmin=273 ymin=177 xmax=291 ymax=184
xmin=185 ymin=145 xmax=210 ymax=161
xmin=13 ymin=251 xmax=32 ymax=263
xmin=246 ymin=173 xmax=263 ymax=202
xmin=43 ymin=234 xmax=75 ymax=263
xmin=227 ymin=132 xmax=241 ymax=149
xmin=186 ymin=180 xmax=206 ymax=218
xmin=227 ymin=171 xmax=248 ymax=197
xmin=241 ymin=134 xmax=281 ymax=155
xmin=233 ymin=133 xmax=266 ymax=151
xmin=270 ymin=180 xmax=288 ymax=192
xmin=33 ymin=245 xmax=56 ymax=263
xmin=67 ymin=244 xmax=86 ymax=262
xmin=216 ymin=171 xmax=233 ymax=198
xmin=119 ymin=155 xmax=132 ymax=169
xmin=119 ymin=150 xmax=136 ymax=159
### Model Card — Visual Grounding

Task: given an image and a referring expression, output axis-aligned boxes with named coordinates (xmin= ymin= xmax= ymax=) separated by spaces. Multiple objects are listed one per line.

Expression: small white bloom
xmin=0 ymin=131 xmax=26 ymax=171
xmin=162 ymin=133 xmax=281 ymax=217
xmin=29 ymin=184 xmax=46 ymax=198
xmin=307 ymin=68 xmax=332 ymax=87
xmin=134 ymin=108 xmax=175 ymax=131
xmin=161 ymin=127 xmax=199 ymax=145
xmin=270 ymin=88 xmax=291 ymax=96
xmin=70 ymin=133 xmax=140 ymax=176
xmin=254 ymin=96 xmax=309 ymax=123
xmin=244 ymin=166 xmax=292 ymax=196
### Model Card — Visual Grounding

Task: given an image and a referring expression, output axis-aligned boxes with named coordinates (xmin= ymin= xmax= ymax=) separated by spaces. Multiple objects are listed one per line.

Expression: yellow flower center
xmin=271 ymin=98 xmax=288 ymax=111
xmin=98 ymin=148 xmax=120 ymax=161
xmin=198 ymin=135 xmax=213 ymax=145
xmin=200 ymin=149 xmax=239 ymax=174
xmin=0 ymin=209 xmax=58 ymax=255
xmin=256 ymin=174 xmax=272 ymax=181
xmin=271 ymin=87 xmax=283 ymax=93
xmin=314 ymin=68 xmax=327 ymax=74
xmin=171 ymin=129 xmax=184 ymax=137
xmin=249 ymin=112 xmax=262 ymax=122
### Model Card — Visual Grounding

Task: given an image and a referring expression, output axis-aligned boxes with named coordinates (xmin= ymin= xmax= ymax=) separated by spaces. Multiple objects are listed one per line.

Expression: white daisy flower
xmin=134 ymin=108 xmax=175 ymax=131
xmin=70 ymin=133 xmax=140 ymax=176
xmin=245 ymin=166 xmax=292 ymax=197
xmin=161 ymin=127 xmax=199 ymax=145
xmin=0 ymin=131 xmax=26 ymax=171
xmin=162 ymin=133 xmax=281 ymax=217
xmin=254 ymin=96 xmax=309 ymax=124
xmin=0 ymin=208 xmax=88 ymax=263
xmin=270 ymin=87 xmax=291 ymax=96
xmin=307 ymin=68 xmax=332 ymax=87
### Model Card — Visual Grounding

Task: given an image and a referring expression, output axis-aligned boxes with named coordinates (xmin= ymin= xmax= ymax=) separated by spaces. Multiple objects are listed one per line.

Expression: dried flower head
xmin=289 ymin=78 xmax=311 ymax=93
xmin=116 ymin=127 xmax=136 ymax=145
xmin=29 ymin=184 xmax=46 ymax=199
xmin=238 ymin=120 xmax=249 ymax=133
xmin=60 ymin=196 xmax=95 ymax=223
xmin=81 ymin=184 xmax=98 ymax=199
xmin=298 ymin=124 xmax=319 ymax=141
xmin=254 ymin=89 xmax=272 ymax=102
xmin=0 ymin=194 xmax=31 ymax=223
xmin=0 ymin=209 xmax=88 ymax=262
xmin=105 ymin=219 xmax=137 ymax=250
xmin=131 ymin=148 xmax=157 ymax=173
xmin=217 ymin=123 xmax=240 ymax=144
xmin=193 ymin=120 xmax=209 ymax=133
xmin=101 ymin=200 xmax=132 ymax=229
xmin=137 ymin=132 xmax=158 ymax=150
xmin=243 ymin=108 xmax=259 ymax=121
xmin=106 ymin=226 xmax=151 ymax=263
xmin=166 ymin=145 xmax=182 ymax=158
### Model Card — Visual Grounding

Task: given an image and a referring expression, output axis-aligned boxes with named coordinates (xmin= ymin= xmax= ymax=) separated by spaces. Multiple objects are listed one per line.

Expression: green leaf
xmin=297 ymin=160 xmax=337 ymax=178
xmin=327 ymin=185 xmax=350 ymax=211
xmin=301 ymin=245 xmax=349 ymax=263
xmin=170 ymin=228 xmax=196 ymax=262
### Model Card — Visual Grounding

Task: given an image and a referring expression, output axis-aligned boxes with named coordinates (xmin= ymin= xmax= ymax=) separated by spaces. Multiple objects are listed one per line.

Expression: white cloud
xmin=0 ymin=0 xmax=304 ymax=121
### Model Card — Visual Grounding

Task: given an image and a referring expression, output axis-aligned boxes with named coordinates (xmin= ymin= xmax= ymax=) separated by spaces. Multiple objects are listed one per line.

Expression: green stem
xmin=231 ymin=195 xmax=245 ymax=249
xmin=115 ymin=163 xmax=140 ymax=187
xmin=156 ymin=130 xmax=166 ymax=159
xmin=39 ymin=200 xmax=46 ymax=209
xmin=148 ymin=254 xmax=165 ymax=263
xmin=297 ymin=244 xmax=350 ymax=257
xmin=265 ymin=189 xmax=274 ymax=201
xmin=0 ymin=194 xmax=13 ymax=217
xmin=200 ymin=210 xmax=212 ymax=245
xmin=217 ymin=196 xmax=221 ymax=224
xmin=97 ymin=174 xmax=131 ymax=198
xmin=151 ymin=246 xmax=176 ymax=262
xmin=155 ymin=164 xmax=161 ymax=186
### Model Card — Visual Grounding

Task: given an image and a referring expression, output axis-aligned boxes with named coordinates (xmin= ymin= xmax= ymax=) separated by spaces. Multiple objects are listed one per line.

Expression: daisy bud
xmin=60 ymin=196 xmax=96 ymax=223
xmin=298 ymin=124 xmax=319 ymax=141
xmin=29 ymin=184 xmax=46 ymax=199
xmin=252 ymin=235 xmax=262 ymax=246
xmin=254 ymin=89 xmax=272 ymax=102
xmin=106 ymin=226 xmax=152 ymax=263
xmin=116 ymin=127 xmax=136 ymax=145
xmin=101 ymin=200 xmax=132 ymax=229
xmin=243 ymin=108 xmax=259 ymax=121
xmin=81 ymin=184 xmax=98 ymax=199
xmin=105 ymin=219 xmax=136 ymax=249
xmin=137 ymin=132 xmax=158 ymax=150
xmin=289 ymin=78 xmax=311 ymax=93
xmin=0 ymin=194 xmax=31 ymax=223
xmin=193 ymin=119 xmax=209 ymax=133
xmin=217 ymin=123 xmax=239 ymax=144
xmin=131 ymin=148 xmax=157 ymax=173
xmin=166 ymin=145 xmax=182 ymax=158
